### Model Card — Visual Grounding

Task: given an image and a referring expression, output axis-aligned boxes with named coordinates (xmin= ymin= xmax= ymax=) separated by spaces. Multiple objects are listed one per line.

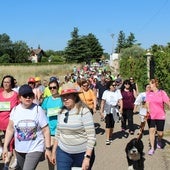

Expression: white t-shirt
xmin=134 ymin=92 xmax=147 ymax=116
xmin=10 ymin=103 xmax=48 ymax=153
xmin=102 ymin=89 xmax=122 ymax=115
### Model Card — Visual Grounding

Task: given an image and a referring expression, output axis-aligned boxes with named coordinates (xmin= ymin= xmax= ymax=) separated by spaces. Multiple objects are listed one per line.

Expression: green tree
xmin=115 ymin=31 xmax=126 ymax=53
xmin=126 ymin=32 xmax=137 ymax=48
xmin=119 ymin=45 xmax=146 ymax=91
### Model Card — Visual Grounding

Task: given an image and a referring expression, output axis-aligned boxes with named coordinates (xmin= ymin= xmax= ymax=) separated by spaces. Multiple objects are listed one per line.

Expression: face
xmin=61 ymin=93 xmax=76 ymax=109
xmin=82 ymin=83 xmax=89 ymax=91
xmin=49 ymin=82 xmax=59 ymax=95
xmin=110 ymin=83 xmax=117 ymax=91
xmin=28 ymin=82 xmax=35 ymax=89
xmin=145 ymin=85 xmax=151 ymax=92
xmin=3 ymin=77 xmax=12 ymax=90
xmin=20 ymin=93 xmax=34 ymax=108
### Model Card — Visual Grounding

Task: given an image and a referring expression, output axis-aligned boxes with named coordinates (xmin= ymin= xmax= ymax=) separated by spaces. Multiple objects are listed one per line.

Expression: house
xmin=29 ymin=46 xmax=45 ymax=63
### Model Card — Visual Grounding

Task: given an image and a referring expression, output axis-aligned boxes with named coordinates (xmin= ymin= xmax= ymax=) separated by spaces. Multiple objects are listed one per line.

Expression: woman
xmin=0 ymin=75 xmax=19 ymax=164
xmin=51 ymin=82 xmax=96 ymax=170
xmin=2 ymin=84 xmax=51 ymax=170
xmin=133 ymin=84 xmax=151 ymax=135
xmin=121 ymin=79 xmax=136 ymax=134
xmin=41 ymin=79 xmax=63 ymax=170
xmin=100 ymin=81 xmax=123 ymax=145
xmin=146 ymin=79 xmax=170 ymax=155
xmin=79 ymin=79 xmax=97 ymax=115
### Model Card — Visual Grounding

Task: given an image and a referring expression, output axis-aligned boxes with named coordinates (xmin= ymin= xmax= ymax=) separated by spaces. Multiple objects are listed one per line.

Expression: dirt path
xmin=1 ymin=111 xmax=170 ymax=170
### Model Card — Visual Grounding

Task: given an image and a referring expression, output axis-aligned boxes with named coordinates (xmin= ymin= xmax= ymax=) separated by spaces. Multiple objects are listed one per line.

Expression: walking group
xmin=0 ymin=63 xmax=169 ymax=170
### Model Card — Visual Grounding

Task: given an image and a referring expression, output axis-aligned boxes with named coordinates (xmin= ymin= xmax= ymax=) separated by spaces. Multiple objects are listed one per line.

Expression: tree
xmin=65 ymin=27 xmax=103 ymax=63
xmin=126 ymin=32 xmax=137 ymax=48
xmin=115 ymin=31 xmax=126 ymax=53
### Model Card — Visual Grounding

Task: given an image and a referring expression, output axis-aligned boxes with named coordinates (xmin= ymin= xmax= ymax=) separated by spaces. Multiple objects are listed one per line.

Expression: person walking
xmin=2 ymin=84 xmax=51 ymax=170
xmin=120 ymin=79 xmax=136 ymax=135
xmin=41 ymin=79 xmax=63 ymax=170
xmin=0 ymin=75 xmax=19 ymax=166
xmin=79 ymin=79 xmax=97 ymax=115
xmin=133 ymin=84 xmax=151 ymax=135
xmin=100 ymin=80 xmax=123 ymax=145
xmin=51 ymin=82 xmax=96 ymax=170
xmin=146 ymin=79 xmax=170 ymax=155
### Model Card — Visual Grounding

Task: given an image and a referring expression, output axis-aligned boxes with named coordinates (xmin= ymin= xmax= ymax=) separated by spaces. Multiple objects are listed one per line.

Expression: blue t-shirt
xmin=41 ymin=96 xmax=63 ymax=136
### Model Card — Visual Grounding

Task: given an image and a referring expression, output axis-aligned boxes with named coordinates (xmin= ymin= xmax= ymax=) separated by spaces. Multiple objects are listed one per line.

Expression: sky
xmin=0 ymin=0 xmax=170 ymax=54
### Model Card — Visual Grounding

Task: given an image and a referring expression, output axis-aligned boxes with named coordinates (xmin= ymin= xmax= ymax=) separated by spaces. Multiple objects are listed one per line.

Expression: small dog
xmin=125 ymin=136 xmax=144 ymax=170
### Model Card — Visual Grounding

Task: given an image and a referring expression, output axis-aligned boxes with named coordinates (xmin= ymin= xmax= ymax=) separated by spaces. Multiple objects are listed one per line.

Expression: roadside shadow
xmin=160 ymin=138 xmax=170 ymax=149
xmin=94 ymin=123 xmax=105 ymax=135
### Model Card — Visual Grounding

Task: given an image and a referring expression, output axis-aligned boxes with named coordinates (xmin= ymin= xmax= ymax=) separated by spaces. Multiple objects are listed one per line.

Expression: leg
xmin=23 ymin=152 xmax=43 ymax=170
xmin=127 ymin=109 xmax=134 ymax=133
xmin=57 ymin=146 xmax=73 ymax=170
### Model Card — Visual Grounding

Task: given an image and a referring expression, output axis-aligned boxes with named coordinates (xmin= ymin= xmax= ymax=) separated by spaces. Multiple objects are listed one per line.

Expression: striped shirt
xmin=55 ymin=106 xmax=96 ymax=154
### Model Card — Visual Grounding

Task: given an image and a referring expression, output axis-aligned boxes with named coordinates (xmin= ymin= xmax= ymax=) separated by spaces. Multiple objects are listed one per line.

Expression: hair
xmin=1 ymin=75 xmax=15 ymax=88
xmin=106 ymin=80 xmax=115 ymax=90
xmin=150 ymin=78 xmax=159 ymax=88
xmin=121 ymin=79 xmax=133 ymax=92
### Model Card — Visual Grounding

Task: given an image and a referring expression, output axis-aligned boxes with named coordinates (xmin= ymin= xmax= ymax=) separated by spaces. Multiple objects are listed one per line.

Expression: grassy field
xmin=0 ymin=64 xmax=79 ymax=85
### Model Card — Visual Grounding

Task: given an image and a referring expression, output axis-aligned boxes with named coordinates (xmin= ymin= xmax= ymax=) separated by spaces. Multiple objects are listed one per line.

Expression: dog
xmin=125 ymin=135 xmax=144 ymax=170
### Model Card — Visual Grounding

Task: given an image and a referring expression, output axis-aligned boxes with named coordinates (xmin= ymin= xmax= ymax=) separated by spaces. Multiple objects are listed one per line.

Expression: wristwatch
xmin=84 ymin=154 xmax=91 ymax=159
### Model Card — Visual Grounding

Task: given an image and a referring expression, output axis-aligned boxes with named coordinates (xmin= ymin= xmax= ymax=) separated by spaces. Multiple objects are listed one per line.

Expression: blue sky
xmin=0 ymin=0 xmax=169 ymax=54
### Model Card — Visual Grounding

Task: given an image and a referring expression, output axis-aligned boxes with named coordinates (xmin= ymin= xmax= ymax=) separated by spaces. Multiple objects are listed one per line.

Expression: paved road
xmin=1 ymin=110 xmax=170 ymax=170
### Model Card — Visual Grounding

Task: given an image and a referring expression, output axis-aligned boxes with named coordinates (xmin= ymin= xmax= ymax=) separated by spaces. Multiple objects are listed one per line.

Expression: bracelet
xmin=84 ymin=154 xmax=91 ymax=159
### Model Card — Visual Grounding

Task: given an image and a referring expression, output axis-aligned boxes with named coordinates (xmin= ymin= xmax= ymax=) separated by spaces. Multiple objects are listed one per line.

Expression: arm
xmin=3 ymin=120 xmax=14 ymax=161
xmin=100 ymin=99 xmax=106 ymax=119
xmin=51 ymin=139 xmax=58 ymax=165
xmin=42 ymin=125 xmax=51 ymax=160
xmin=118 ymin=99 xmax=123 ymax=114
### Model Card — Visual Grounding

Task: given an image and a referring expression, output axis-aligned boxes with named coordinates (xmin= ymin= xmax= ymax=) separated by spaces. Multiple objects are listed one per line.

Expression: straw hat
xmin=60 ymin=82 xmax=80 ymax=96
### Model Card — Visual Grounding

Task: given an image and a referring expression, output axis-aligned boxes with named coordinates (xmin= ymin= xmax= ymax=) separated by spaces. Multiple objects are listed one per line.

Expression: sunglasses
xmin=82 ymin=84 xmax=88 ymax=87
xmin=64 ymin=112 xmax=69 ymax=123
xmin=22 ymin=93 xmax=34 ymax=98
xmin=49 ymin=86 xmax=57 ymax=90
xmin=112 ymin=84 xmax=116 ymax=87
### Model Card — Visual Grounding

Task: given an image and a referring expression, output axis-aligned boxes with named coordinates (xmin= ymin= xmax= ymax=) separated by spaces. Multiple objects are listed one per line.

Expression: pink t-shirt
xmin=0 ymin=91 xmax=19 ymax=130
xmin=146 ymin=90 xmax=170 ymax=120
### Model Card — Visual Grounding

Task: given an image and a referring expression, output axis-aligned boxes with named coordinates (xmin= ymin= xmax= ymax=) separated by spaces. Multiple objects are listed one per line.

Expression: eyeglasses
xmin=112 ymin=84 xmax=116 ymax=87
xmin=22 ymin=93 xmax=34 ymax=98
xmin=64 ymin=112 xmax=69 ymax=123
xmin=82 ymin=84 xmax=88 ymax=87
xmin=49 ymin=86 xmax=57 ymax=90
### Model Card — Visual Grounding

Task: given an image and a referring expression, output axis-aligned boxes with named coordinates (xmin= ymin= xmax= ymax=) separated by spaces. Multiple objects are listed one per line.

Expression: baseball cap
xmin=49 ymin=76 xmax=58 ymax=83
xmin=19 ymin=84 xmax=34 ymax=96
xmin=28 ymin=77 xmax=35 ymax=83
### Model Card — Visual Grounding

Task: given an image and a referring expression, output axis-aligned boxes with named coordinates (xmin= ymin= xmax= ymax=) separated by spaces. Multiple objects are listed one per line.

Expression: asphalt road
xmin=1 ymin=110 xmax=170 ymax=170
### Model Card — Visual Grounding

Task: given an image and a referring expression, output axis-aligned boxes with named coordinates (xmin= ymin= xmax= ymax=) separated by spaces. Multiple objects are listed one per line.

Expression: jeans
xmin=56 ymin=147 xmax=95 ymax=170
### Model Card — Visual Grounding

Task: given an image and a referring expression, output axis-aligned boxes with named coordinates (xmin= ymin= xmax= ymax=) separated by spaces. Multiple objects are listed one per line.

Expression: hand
xmin=45 ymin=150 xmax=51 ymax=161
xmin=2 ymin=147 xmax=8 ymax=163
xmin=51 ymin=151 xmax=56 ymax=165
xmin=82 ymin=157 xmax=90 ymax=170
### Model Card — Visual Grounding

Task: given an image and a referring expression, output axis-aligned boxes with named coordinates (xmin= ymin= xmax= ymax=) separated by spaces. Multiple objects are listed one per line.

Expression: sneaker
xmin=148 ymin=149 xmax=154 ymax=155
xmin=157 ymin=140 xmax=162 ymax=149
xmin=9 ymin=158 xmax=18 ymax=169
xmin=105 ymin=140 xmax=111 ymax=145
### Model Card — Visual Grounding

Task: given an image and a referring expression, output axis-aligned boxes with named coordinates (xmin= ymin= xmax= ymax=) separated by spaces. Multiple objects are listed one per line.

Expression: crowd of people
xmin=0 ymin=63 xmax=170 ymax=169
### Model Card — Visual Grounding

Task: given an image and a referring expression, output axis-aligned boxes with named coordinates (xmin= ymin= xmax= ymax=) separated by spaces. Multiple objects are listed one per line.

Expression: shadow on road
xmin=94 ymin=123 xmax=105 ymax=135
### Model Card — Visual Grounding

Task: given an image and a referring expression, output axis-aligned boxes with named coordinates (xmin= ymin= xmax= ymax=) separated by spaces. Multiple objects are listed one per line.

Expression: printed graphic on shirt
xmin=15 ymin=120 xmax=37 ymax=141
xmin=47 ymin=107 xmax=61 ymax=117
xmin=0 ymin=102 xmax=10 ymax=111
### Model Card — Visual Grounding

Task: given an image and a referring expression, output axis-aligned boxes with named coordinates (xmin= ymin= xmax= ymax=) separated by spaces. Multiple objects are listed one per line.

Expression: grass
xmin=0 ymin=64 xmax=80 ymax=85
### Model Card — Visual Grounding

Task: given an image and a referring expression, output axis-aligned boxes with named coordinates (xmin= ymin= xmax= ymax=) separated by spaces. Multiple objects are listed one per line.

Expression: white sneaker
xmin=9 ymin=159 xmax=18 ymax=169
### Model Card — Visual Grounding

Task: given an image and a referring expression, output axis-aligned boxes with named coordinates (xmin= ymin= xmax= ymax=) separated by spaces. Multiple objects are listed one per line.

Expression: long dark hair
xmin=121 ymin=79 xmax=133 ymax=92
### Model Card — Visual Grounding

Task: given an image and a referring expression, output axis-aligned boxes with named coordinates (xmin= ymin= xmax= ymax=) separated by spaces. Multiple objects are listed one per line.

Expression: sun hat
xmin=60 ymin=82 xmax=79 ymax=96
xmin=49 ymin=76 xmax=58 ymax=83
xmin=19 ymin=84 xmax=34 ymax=96
xmin=28 ymin=77 xmax=35 ymax=83
xmin=35 ymin=77 xmax=41 ymax=82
